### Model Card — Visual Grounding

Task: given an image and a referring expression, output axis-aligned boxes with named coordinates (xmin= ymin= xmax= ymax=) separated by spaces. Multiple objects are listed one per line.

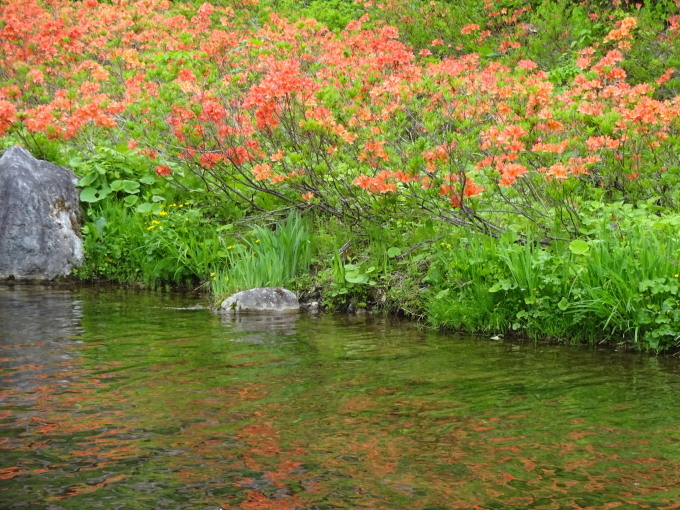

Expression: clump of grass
xmin=569 ymin=214 xmax=680 ymax=350
xmin=424 ymin=204 xmax=680 ymax=351
xmin=211 ymin=212 xmax=314 ymax=298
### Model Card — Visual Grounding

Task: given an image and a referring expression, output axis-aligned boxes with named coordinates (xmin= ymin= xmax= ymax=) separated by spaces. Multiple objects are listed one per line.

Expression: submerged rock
xmin=0 ymin=147 xmax=83 ymax=280
xmin=220 ymin=287 xmax=300 ymax=313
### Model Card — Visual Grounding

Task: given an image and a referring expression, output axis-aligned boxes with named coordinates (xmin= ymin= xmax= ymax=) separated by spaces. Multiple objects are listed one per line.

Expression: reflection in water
xmin=0 ymin=285 xmax=83 ymax=392
xmin=1 ymin=286 xmax=679 ymax=509
xmin=220 ymin=313 xmax=299 ymax=344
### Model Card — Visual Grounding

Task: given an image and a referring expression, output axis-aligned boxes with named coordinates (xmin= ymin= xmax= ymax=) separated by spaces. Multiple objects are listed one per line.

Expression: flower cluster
xmin=0 ymin=0 xmax=678 ymax=230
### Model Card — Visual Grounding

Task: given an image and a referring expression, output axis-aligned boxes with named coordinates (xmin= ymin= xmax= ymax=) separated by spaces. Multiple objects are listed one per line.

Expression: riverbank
xmin=62 ymin=202 xmax=680 ymax=352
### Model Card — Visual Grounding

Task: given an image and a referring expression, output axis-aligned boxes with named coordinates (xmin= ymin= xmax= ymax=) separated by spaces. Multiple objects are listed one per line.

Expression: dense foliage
xmin=1 ymin=0 xmax=679 ymax=350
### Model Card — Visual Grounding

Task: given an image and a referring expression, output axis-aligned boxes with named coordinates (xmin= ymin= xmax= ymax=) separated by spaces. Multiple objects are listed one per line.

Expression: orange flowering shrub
xmin=0 ymin=0 xmax=678 ymax=236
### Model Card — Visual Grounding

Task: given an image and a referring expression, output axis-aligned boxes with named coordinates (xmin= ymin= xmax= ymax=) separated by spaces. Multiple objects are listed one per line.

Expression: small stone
xmin=219 ymin=287 xmax=299 ymax=313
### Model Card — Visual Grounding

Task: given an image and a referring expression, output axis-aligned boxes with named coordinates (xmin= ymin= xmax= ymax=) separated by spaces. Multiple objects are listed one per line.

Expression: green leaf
xmin=78 ymin=173 xmax=98 ymax=187
xmin=435 ymin=288 xmax=450 ymax=300
xmin=558 ymin=297 xmax=569 ymax=311
xmin=110 ymin=179 xmax=140 ymax=194
xmin=122 ymin=180 xmax=140 ymax=193
xmin=569 ymin=239 xmax=590 ymax=255
xmin=136 ymin=202 xmax=154 ymax=213
xmin=80 ymin=186 xmax=107 ymax=203
xmin=387 ymin=247 xmax=402 ymax=258
xmin=123 ymin=195 xmax=139 ymax=206
xmin=114 ymin=142 xmax=131 ymax=154
xmin=345 ymin=272 xmax=368 ymax=284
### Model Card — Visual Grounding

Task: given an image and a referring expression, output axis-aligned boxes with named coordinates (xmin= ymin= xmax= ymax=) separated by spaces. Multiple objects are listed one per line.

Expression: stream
xmin=1 ymin=286 xmax=679 ymax=509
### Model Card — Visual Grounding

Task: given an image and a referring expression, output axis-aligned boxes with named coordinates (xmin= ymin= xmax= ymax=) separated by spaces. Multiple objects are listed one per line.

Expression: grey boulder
xmin=220 ymin=287 xmax=300 ymax=313
xmin=0 ymin=147 xmax=83 ymax=280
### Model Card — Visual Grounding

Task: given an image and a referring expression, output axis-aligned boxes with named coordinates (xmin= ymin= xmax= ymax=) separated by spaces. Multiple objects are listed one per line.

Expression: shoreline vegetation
xmin=1 ymin=0 xmax=679 ymax=351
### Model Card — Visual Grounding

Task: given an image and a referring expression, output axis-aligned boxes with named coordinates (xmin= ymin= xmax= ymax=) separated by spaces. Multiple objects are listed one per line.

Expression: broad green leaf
xmin=558 ymin=297 xmax=569 ymax=311
xmin=123 ymin=195 xmax=139 ymax=206
xmin=136 ymin=202 xmax=154 ymax=213
xmin=345 ymin=273 xmax=369 ymax=284
xmin=122 ymin=180 xmax=140 ymax=193
xmin=569 ymin=239 xmax=590 ymax=255
xmin=92 ymin=216 xmax=107 ymax=237
xmin=78 ymin=173 xmax=98 ymax=186
xmin=80 ymin=186 xmax=107 ymax=203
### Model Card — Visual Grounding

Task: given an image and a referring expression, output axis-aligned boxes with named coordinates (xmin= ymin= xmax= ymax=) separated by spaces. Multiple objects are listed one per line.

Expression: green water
xmin=1 ymin=287 xmax=679 ymax=509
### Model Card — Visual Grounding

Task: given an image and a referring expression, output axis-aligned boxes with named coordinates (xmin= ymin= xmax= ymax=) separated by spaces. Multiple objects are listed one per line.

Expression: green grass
xmin=423 ymin=205 xmax=680 ymax=351
xmin=211 ymin=211 xmax=314 ymax=298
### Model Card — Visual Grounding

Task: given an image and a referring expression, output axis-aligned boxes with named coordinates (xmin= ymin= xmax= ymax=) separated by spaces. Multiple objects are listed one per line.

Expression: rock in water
xmin=0 ymin=147 xmax=83 ymax=280
xmin=220 ymin=287 xmax=300 ymax=313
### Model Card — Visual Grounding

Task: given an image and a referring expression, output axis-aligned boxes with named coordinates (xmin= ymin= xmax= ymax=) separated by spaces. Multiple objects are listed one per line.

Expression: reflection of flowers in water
xmin=220 ymin=313 xmax=299 ymax=344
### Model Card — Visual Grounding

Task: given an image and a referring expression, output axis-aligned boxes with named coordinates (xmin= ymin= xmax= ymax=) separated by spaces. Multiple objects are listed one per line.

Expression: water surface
xmin=1 ymin=286 xmax=679 ymax=509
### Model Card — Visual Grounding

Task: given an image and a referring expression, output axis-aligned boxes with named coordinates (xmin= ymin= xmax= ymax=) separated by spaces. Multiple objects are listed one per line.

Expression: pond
xmin=1 ymin=286 xmax=679 ymax=509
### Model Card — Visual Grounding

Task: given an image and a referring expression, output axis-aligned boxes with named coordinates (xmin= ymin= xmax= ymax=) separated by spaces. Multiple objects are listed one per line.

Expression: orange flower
xmin=517 ymin=59 xmax=538 ymax=71
xmin=155 ymin=165 xmax=171 ymax=177
xmin=497 ymin=162 xmax=527 ymax=186
xmin=0 ymin=100 xmax=17 ymax=137
xmin=657 ymin=68 xmax=675 ymax=86
xmin=252 ymin=163 xmax=272 ymax=181
xmin=461 ymin=24 xmax=480 ymax=35
xmin=177 ymin=68 xmax=197 ymax=82
xmin=28 ymin=69 xmax=45 ymax=85
xmin=547 ymin=163 xmax=568 ymax=180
